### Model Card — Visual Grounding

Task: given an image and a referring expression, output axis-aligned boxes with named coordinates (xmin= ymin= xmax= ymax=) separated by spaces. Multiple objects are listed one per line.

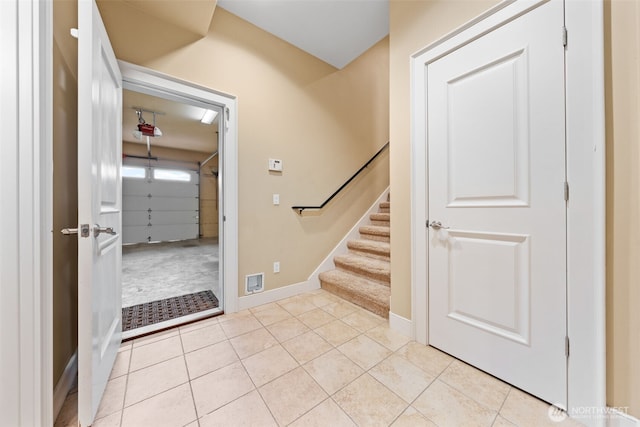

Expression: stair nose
xmin=379 ymin=201 xmax=390 ymax=214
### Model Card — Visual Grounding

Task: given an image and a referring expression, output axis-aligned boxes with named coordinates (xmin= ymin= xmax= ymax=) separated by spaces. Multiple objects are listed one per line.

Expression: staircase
xmin=319 ymin=196 xmax=390 ymax=318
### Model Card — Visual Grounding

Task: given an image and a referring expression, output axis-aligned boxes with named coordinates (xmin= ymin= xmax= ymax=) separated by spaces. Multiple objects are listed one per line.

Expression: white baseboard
xmin=53 ymin=350 xmax=77 ymax=421
xmin=238 ymin=280 xmax=320 ymax=311
xmin=604 ymin=408 xmax=640 ymax=427
xmin=306 ymin=187 xmax=390 ymax=288
xmin=389 ymin=312 xmax=413 ymax=338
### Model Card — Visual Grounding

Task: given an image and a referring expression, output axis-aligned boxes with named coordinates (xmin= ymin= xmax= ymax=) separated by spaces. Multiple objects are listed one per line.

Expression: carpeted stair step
xmin=359 ymin=225 xmax=390 ymax=243
xmin=347 ymin=239 xmax=390 ymax=261
xmin=370 ymin=212 xmax=390 ymax=227
xmin=319 ymin=270 xmax=390 ymax=318
xmin=334 ymin=253 xmax=390 ymax=285
xmin=379 ymin=201 xmax=390 ymax=214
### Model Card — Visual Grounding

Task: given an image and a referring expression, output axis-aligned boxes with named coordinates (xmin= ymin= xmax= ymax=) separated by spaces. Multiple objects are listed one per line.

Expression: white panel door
xmin=77 ymin=0 xmax=123 ymax=424
xmin=427 ymin=0 xmax=567 ymax=406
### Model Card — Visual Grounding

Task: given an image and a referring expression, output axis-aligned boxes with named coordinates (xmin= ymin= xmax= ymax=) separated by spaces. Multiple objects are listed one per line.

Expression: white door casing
xmin=426 ymin=0 xmax=566 ymax=406
xmin=118 ymin=61 xmax=239 ymax=315
xmin=411 ymin=0 xmax=606 ymax=421
xmin=77 ymin=0 xmax=123 ymax=424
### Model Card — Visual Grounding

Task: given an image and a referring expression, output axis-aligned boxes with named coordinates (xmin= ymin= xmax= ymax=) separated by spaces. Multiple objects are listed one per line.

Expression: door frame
xmin=118 ymin=61 xmax=239 ymax=315
xmin=410 ymin=0 xmax=605 ymax=420
xmin=1 ymin=0 xmax=54 ymax=425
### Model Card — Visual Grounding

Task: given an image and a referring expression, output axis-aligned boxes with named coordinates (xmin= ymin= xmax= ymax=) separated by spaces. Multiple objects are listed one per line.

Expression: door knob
xmin=61 ymin=224 xmax=90 ymax=237
xmin=93 ymin=224 xmax=117 ymax=238
xmin=428 ymin=220 xmax=450 ymax=230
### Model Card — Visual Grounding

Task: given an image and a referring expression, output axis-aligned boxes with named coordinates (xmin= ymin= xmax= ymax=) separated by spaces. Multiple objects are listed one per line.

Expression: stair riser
xmin=334 ymin=261 xmax=390 ymax=286
xmin=320 ymin=280 xmax=389 ymax=318
xmin=348 ymin=248 xmax=390 ymax=262
xmin=378 ymin=207 xmax=390 ymax=214
xmin=370 ymin=220 xmax=390 ymax=227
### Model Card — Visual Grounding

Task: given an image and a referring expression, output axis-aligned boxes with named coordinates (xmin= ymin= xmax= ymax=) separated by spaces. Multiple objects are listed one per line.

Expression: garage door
xmin=122 ymin=165 xmax=199 ymax=244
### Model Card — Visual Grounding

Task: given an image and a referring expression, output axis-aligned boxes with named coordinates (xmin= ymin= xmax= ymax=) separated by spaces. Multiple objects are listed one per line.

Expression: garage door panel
xmin=122 ymin=179 xmax=149 ymax=196
xmin=150 ymin=211 xmax=198 ymax=225
xmin=122 ymin=211 xmax=150 ymax=226
xmin=122 ymin=166 xmax=200 ymax=244
xmin=148 ymin=181 xmax=198 ymax=198
xmin=151 ymin=224 xmax=198 ymax=242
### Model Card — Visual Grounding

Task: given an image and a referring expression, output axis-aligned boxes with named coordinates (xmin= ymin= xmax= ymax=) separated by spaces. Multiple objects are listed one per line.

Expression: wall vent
xmin=245 ymin=273 xmax=264 ymax=294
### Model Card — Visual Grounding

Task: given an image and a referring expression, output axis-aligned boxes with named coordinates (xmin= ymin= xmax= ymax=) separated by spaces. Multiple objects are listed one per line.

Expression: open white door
xmin=427 ymin=0 xmax=567 ymax=407
xmin=77 ymin=0 xmax=123 ymax=424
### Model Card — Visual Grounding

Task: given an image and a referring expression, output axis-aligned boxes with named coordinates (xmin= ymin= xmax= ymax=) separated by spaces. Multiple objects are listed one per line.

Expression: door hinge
xmin=564 ymin=181 xmax=569 ymax=202
xmin=223 ymin=215 xmax=226 ymax=222
xmin=565 ymin=336 xmax=570 ymax=357
xmin=562 ymin=26 xmax=568 ymax=48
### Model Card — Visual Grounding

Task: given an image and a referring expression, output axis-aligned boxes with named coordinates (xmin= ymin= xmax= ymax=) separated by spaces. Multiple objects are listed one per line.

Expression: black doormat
xmin=122 ymin=290 xmax=219 ymax=332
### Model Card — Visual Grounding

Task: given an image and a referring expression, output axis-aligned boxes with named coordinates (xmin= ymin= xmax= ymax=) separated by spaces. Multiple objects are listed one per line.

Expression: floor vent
xmin=245 ymin=273 xmax=264 ymax=294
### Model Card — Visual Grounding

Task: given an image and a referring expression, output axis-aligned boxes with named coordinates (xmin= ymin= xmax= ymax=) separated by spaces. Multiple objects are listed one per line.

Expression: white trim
xmin=565 ymin=0 xmax=607 ymax=423
xmin=53 ymin=352 xmax=78 ymax=421
xmin=238 ymin=280 xmax=319 ymax=311
xmin=307 ymin=187 xmax=390 ymax=288
xmin=0 ymin=0 xmax=53 ymax=425
xmin=389 ymin=312 xmax=413 ymax=338
xmin=118 ymin=61 xmax=239 ymax=314
xmin=409 ymin=0 xmax=605 ymax=420
xmin=605 ymin=408 xmax=640 ymax=427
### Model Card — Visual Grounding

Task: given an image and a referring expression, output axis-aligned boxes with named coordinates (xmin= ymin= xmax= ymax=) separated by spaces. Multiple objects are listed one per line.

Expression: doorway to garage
xmin=120 ymin=88 xmax=224 ymax=339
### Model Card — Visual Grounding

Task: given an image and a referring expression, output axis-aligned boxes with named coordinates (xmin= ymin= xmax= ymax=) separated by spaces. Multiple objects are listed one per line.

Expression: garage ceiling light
xmin=201 ymin=109 xmax=218 ymax=125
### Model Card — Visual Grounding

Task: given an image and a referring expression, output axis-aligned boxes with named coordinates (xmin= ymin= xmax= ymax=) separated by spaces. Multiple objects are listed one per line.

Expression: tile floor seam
xmin=437 ymin=360 xmax=513 ymax=415
xmin=117 ymin=339 xmax=135 ymax=427
xmin=197 ymin=388 xmax=257 ymax=421
xmin=327 ymin=395 xmax=360 ymax=427
xmin=180 ymin=342 xmax=201 ymax=427
xmin=496 ymin=387 xmax=518 ymax=426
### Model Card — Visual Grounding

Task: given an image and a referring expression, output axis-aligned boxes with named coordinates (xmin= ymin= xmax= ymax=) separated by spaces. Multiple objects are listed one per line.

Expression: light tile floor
xmin=55 ymin=289 xmax=583 ymax=427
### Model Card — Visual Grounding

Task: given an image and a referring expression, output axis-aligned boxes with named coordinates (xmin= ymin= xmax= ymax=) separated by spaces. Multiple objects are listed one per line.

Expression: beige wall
xmin=605 ymin=0 xmax=640 ymax=416
xmin=389 ymin=0 xmax=640 ymax=417
xmin=122 ymin=142 xmax=219 ymax=238
xmin=389 ymin=0 xmax=499 ymax=319
xmin=100 ymin=6 xmax=390 ymax=296
xmin=52 ymin=0 xmax=79 ymax=386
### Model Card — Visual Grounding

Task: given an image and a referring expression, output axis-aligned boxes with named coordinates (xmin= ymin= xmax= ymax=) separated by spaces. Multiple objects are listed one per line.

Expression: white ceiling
xmin=217 ymin=0 xmax=389 ymax=69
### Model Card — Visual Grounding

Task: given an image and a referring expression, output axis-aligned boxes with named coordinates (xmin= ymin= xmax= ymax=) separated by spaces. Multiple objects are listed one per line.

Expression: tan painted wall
xmin=99 ymin=7 xmax=390 ymax=295
xmin=389 ymin=0 xmax=500 ymax=319
xmin=605 ymin=0 xmax=640 ymax=417
xmin=122 ymin=142 xmax=219 ymax=238
xmin=390 ymin=0 xmax=640 ymax=417
xmin=52 ymin=0 xmax=79 ymax=386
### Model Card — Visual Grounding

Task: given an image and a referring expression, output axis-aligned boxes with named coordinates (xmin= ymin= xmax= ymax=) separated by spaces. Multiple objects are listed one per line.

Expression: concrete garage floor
xmin=122 ymin=237 xmax=220 ymax=308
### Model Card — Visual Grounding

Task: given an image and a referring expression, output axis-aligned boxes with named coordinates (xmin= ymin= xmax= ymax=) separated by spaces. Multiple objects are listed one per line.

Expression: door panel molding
xmin=410 ymin=0 xmax=605 ymax=421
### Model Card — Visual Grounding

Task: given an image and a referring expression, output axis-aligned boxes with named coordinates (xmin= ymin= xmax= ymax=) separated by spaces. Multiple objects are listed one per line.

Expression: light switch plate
xmin=273 ymin=262 xmax=280 ymax=273
xmin=269 ymin=158 xmax=283 ymax=172
xmin=273 ymin=194 xmax=280 ymax=205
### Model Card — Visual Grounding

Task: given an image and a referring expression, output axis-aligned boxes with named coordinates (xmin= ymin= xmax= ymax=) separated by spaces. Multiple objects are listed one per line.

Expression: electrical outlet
xmin=273 ymin=194 xmax=280 ymax=205
xmin=273 ymin=261 xmax=280 ymax=273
